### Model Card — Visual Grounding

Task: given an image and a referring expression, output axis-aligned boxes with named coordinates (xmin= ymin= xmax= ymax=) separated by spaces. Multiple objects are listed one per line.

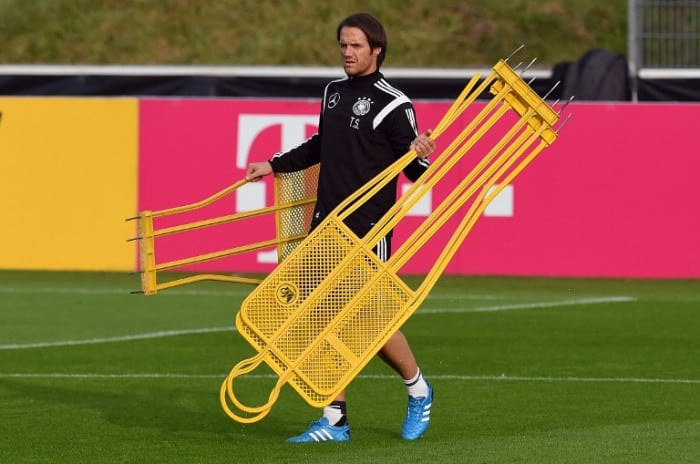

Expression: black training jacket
xmin=268 ymin=70 xmax=429 ymax=238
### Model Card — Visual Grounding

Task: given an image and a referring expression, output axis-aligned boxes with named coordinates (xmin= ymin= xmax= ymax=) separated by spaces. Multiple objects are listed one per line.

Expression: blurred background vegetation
xmin=0 ymin=0 xmax=627 ymax=68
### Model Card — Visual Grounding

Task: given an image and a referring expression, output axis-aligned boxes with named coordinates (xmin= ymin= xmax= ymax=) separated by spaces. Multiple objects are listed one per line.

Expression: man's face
xmin=339 ymin=26 xmax=380 ymax=77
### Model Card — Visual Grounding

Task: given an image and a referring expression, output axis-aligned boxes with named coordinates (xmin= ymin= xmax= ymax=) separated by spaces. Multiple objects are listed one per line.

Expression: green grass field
xmin=0 ymin=0 xmax=626 ymax=67
xmin=1 ymin=270 xmax=698 ymax=463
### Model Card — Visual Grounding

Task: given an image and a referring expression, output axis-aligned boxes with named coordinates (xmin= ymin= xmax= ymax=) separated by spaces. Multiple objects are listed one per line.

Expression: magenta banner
xmin=139 ymin=99 xmax=700 ymax=279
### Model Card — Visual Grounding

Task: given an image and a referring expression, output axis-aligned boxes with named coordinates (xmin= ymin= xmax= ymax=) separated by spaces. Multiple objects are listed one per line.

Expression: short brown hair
xmin=337 ymin=12 xmax=387 ymax=68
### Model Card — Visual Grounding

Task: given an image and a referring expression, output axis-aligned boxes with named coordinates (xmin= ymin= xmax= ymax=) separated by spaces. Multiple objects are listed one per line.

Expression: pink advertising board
xmin=139 ymin=99 xmax=700 ymax=279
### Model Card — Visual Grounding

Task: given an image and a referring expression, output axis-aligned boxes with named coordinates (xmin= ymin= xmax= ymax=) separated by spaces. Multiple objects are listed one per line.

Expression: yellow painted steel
xmin=127 ymin=166 xmax=320 ymax=294
xmin=220 ymin=59 xmax=563 ymax=423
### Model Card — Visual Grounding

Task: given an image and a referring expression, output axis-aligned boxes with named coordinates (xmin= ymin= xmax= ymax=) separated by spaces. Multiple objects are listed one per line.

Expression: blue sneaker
xmin=287 ymin=417 xmax=350 ymax=443
xmin=401 ymin=383 xmax=433 ymax=440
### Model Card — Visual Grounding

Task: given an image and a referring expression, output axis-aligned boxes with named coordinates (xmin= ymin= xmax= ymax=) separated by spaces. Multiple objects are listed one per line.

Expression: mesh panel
xmin=334 ymin=273 xmax=411 ymax=357
xmin=237 ymin=218 xmax=412 ymax=404
xmin=275 ymin=165 xmax=320 ymax=262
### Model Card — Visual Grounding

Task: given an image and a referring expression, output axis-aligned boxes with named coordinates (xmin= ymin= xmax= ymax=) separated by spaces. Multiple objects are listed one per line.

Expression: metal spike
xmin=555 ymin=113 xmax=574 ymax=134
xmin=513 ymin=61 xmax=524 ymax=71
xmin=527 ymin=76 xmax=537 ymax=85
xmin=522 ymin=57 xmax=538 ymax=75
xmin=126 ymin=237 xmax=141 ymax=242
xmin=505 ymin=44 xmax=525 ymax=62
xmin=543 ymin=80 xmax=561 ymax=100
xmin=557 ymin=95 xmax=575 ymax=115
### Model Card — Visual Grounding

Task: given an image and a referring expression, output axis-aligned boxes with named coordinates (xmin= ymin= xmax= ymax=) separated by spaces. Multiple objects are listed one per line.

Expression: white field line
xmin=417 ymin=296 xmax=636 ymax=314
xmin=0 ymin=296 xmax=634 ymax=351
xmin=0 ymin=286 xmax=251 ymax=297
xmin=3 ymin=285 xmax=698 ymax=303
xmin=0 ymin=286 xmax=517 ymax=300
xmin=0 ymin=327 xmax=236 ymax=350
xmin=0 ymin=372 xmax=697 ymax=385
xmin=0 ymin=285 xmax=636 ymax=304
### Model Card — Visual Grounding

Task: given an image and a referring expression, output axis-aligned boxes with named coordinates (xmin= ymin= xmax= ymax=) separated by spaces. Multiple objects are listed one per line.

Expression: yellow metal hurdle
xmin=220 ymin=57 xmax=570 ymax=423
xmin=127 ymin=166 xmax=319 ymax=294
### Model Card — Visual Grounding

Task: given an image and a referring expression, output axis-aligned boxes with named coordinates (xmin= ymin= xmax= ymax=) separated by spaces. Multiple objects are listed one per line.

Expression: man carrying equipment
xmin=246 ymin=12 xmax=435 ymax=443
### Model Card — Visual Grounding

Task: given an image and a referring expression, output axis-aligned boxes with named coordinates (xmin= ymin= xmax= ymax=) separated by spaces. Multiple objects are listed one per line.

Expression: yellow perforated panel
xmin=237 ymin=218 xmax=413 ymax=405
xmin=275 ymin=165 xmax=320 ymax=261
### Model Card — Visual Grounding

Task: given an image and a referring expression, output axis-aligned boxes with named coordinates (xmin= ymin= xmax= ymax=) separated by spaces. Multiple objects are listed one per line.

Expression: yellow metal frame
xmin=220 ymin=58 xmax=564 ymax=423
xmin=127 ymin=166 xmax=319 ymax=294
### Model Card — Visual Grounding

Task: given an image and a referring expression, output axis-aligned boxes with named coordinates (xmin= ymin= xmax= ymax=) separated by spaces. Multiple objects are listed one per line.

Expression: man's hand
xmin=245 ymin=161 xmax=273 ymax=181
xmin=410 ymin=129 xmax=435 ymax=159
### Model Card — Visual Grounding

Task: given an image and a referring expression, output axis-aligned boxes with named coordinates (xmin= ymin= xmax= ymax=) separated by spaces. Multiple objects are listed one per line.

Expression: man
xmin=245 ymin=12 xmax=435 ymax=443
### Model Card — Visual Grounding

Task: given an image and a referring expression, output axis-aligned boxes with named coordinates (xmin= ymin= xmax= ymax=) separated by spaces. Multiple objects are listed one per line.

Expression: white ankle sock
xmin=403 ymin=368 xmax=429 ymax=398
xmin=323 ymin=401 xmax=347 ymax=426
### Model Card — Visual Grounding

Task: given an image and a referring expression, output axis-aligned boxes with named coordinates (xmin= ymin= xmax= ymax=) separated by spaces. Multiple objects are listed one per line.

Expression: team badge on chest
xmin=352 ymin=97 xmax=373 ymax=116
